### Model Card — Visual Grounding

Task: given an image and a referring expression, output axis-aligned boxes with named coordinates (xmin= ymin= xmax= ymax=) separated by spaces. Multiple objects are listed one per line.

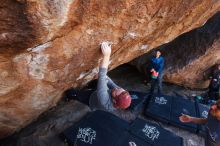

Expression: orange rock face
xmin=0 ymin=0 xmax=220 ymax=138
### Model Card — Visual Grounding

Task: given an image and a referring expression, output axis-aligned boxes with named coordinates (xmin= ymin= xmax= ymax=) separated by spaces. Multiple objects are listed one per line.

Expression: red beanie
xmin=115 ymin=91 xmax=131 ymax=109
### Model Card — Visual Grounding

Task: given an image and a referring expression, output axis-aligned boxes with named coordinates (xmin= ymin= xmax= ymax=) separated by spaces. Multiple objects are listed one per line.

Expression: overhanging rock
xmin=0 ymin=0 xmax=220 ymax=138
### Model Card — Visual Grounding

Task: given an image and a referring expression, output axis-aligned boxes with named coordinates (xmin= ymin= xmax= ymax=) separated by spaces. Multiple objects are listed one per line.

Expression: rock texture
xmin=131 ymin=12 xmax=220 ymax=89
xmin=0 ymin=0 xmax=220 ymax=138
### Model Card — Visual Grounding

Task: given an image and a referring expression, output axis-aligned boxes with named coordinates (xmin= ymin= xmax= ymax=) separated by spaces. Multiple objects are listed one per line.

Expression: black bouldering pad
xmin=144 ymin=95 xmax=206 ymax=133
xmin=196 ymin=102 xmax=210 ymax=119
xmin=62 ymin=110 xmax=129 ymax=146
xmin=145 ymin=95 xmax=172 ymax=123
xmin=129 ymin=118 xmax=183 ymax=146
xmin=117 ymin=132 xmax=152 ymax=146
xmin=128 ymin=91 xmax=149 ymax=113
xmin=170 ymin=97 xmax=198 ymax=133
xmin=196 ymin=102 xmax=210 ymax=137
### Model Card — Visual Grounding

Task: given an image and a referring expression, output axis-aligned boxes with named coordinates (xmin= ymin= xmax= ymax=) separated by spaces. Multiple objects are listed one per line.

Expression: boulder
xmin=0 ymin=0 xmax=220 ymax=138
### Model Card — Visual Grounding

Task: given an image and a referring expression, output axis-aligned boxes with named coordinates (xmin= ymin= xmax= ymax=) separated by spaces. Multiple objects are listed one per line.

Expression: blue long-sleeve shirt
xmin=150 ymin=57 xmax=164 ymax=74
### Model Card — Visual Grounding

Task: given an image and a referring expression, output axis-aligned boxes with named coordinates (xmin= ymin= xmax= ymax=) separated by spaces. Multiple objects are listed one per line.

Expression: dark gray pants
xmin=150 ymin=72 xmax=163 ymax=95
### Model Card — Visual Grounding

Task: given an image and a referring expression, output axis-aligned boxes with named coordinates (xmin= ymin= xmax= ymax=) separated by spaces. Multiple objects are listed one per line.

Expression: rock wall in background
xmin=131 ymin=12 xmax=220 ymax=89
xmin=0 ymin=0 xmax=220 ymax=138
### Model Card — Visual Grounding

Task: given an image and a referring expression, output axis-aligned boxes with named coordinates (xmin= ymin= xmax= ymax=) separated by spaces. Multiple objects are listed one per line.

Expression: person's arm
xmin=99 ymin=42 xmax=120 ymax=90
xmin=106 ymin=76 xmax=120 ymax=89
xmin=96 ymin=42 xmax=112 ymax=106
xmin=179 ymin=114 xmax=208 ymax=124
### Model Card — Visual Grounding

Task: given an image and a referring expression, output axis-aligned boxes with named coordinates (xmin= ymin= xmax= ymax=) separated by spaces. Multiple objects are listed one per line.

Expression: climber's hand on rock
xmin=101 ymin=42 xmax=112 ymax=57
xmin=100 ymin=41 xmax=112 ymax=69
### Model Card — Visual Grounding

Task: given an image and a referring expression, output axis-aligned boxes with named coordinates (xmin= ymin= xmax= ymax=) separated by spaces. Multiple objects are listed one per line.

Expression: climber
xmin=179 ymin=99 xmax=220 ymax=146
xmin=149 ymin=50 xmax=165 ymax=95
xmin=89 ymin=42 xmax=132 ymax=111
xmin=207 ymin=64 xmax=220 ymax=101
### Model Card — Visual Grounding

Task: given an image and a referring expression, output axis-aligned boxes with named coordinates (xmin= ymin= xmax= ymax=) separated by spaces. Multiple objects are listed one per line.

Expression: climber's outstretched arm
xmin=96 ymin=42 xmax=112 ymax=106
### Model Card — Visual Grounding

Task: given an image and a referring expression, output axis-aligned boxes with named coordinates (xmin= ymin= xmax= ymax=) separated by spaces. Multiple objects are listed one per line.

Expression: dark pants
xmin=150 ymin=72 xmax=163 ymax=95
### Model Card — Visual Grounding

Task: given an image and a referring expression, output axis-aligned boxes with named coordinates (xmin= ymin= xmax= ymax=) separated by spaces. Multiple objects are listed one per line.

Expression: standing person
xmin=89 ymin=42 xmax=132 ymax=111
xmin=179 ymin=99 xmax=220 ymax=146
xmin=208 ymin=64 xmax=220 ymax=101
xmin=149 ymin=50 xmax=164 ymax=95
